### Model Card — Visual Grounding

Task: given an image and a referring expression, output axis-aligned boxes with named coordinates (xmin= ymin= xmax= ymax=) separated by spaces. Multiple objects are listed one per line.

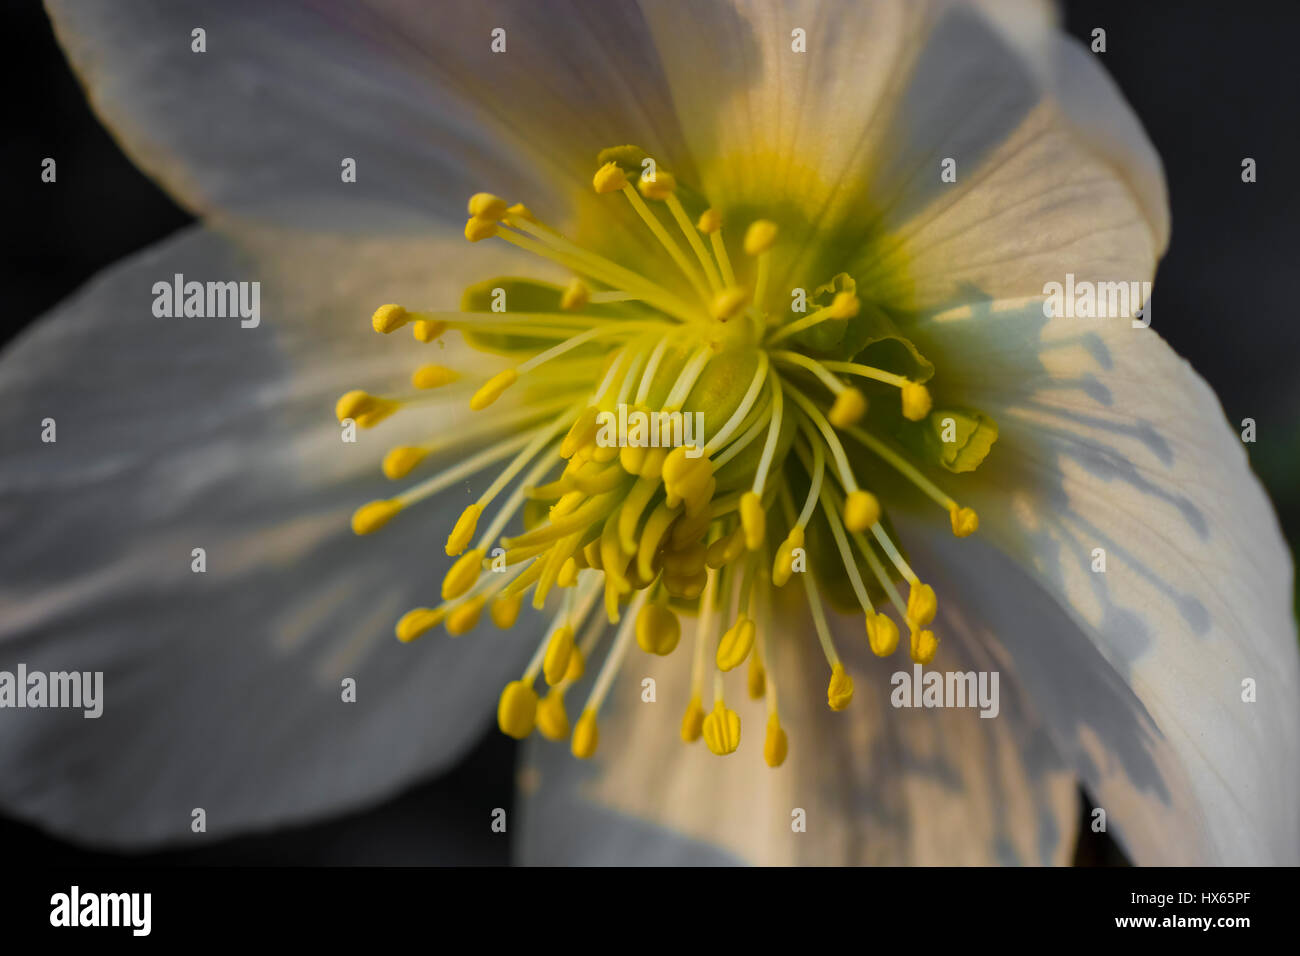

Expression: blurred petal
xmin=0 ymin=224 xmax=548 ymax=846
xmin=900 ymin=298 xmax=1300 ymax=864
xmin=518 ymin=610 xmax=1076 ymax=865
xmin=45 ymin=0 xmax=689 ymax=235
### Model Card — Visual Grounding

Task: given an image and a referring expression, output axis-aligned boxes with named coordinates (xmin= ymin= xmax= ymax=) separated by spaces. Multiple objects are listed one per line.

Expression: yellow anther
xmin=557 ymin=557 xmax=579 ymax=588
xmin=412 ymin=319 xmax=447 ymax=343
xmin=490 ymin=593 xmax=524 ymax=629
xmin=371 ymin=303 xmax=409 ymax=334
xmin=592 ymin=161 xmax=628 ymax=194
xmin=465 ymin=216 xmax=498 ymax=242
xmin=335 ymin=390 xmax=399 ymax=428
xmin=747 ymin=655 xmax=766 ymax=699
xmin=716 ymin=616 xmax=756 ymax=671
xmin=561 ymin=406 xmax=601 ymax=459
xmin=637 ymin=168 xmax=677 ymax=200
xmin=827 ymin=290 xmax=860 ymax=319
xmin=662 ymin=445 xmax=707 ymax=485
xmin=442 ymin=548 xmax=485 ymax=601
xmin=497 ymin=680 xmax=538 ymax=739
xmin=536 ymin=688 xmax=570 ymax=741
xmin=411 ymin=364 xmax=458 ymax=389
xmin=711 ymin=286 xmax=750 ymax=321
xmin=681 ymin=695 xmax=705 ymax=743
xmin=571 ymin=709 xmax=599 ymax=758
xmin=739 ymin=491 xmax=766 ymax=550
xmin=828 ymin=387 xmax=867 ymax=428
xmin=583 ymin=539 xmax=604 ymax=571
xmin=564 ymin=646 xmax=586 ymax=682
xmin=395 ymin=607 xmax=444 ymax=643
xmin=506 ymin=202 xmax=536 ymax=222
xmin=910 ymin=628 xmax=938 ymax=665
xmin=560 ymin=278 xmax=590 ymax=312
xmin=763 ymin=714 xmax=788 ymax=768
xmin=467 ymin=192 xmax=509 ymax=221
xmin=635 ymin=603 xmax=681 ymax=656
xmin=950 ymin=505 xmax=979 ymax=538
xmin=906 ymin=581 xmax=937 ymax=629
xmin=843 ymin=490 xmax=881 ymax=532
xmin=351 ymin=499 xmax=403 ymax=535
xmin=382 ymin=446 xmax=428 ymax=480
xmin=696 ymin=208 xmax=723 ymax=234
xmin=662 ymin=542 xmax=707 ymax=578
xmin=865 ymin=612 xmax=900 ymax=657
xmin=702 ymin=701 xmax=741 ymax=755
xmin=470 ymin=368 xmax=518 ymax=410
xmin=900 ymin=381 xmax=932 ymax=421
xmin=551 ymin=491 xmax=585 ymax=518
xmin=445 ymin=596 xmax=485 ymax=636
xmin=827 ymin=663 xmax=854 ymax=711
xmin=772 ymin=526 xmax=805 ymax=588
xmin=744 ymin=219 xmax=778 ymax=256
xmin=543 ymin=626 xmax=575 ymax=686
xmin=446 ymin=504 xmax=482 ymax=556
xmin=705 ymin=526 xmax=745 ymax=569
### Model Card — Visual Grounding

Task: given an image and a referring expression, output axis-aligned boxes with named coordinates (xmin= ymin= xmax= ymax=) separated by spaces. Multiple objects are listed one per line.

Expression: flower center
xmin=339 ymin=147 xmax=985 ymax=767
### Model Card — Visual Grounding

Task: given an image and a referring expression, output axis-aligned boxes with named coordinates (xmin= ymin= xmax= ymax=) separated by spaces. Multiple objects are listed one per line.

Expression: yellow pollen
xmin=950 ymin=505 xmax=979 ymax=537
xmin=711 ymin=286 xmax=750 ymax=321
xmin=702 ymin=701 xmax=741 ymax=755
xmin=843 ymin=490 xmax=881 ymax=532
xmin=536 ymin=688 xmax=570 ymax=741
xmin=412 ymin=319 xmax=446 ymax=343
xmin=900 ymin=381 xmax=932 ymax=420
xmin=739 ymin=491 xmax=766 ymax=550
xmin=470 ymin=368 xmax=518 ymax=410
xmin=637 ymin=168 xmax=677 ymax=200
xmin=866 ymin=612 xmax=900 ymax=657
xmin=446 ymin=504 xmax=482 ymax=556
xmin=592 ymin=162 xmax=628 ymax=194
xmin=696 ymin=208 xmax=722 ymax=234
xmin=763 ymin=714 xmax=788 ymax=768
xmin=442 ymin=549 xmax=485 ymax=600
xmin=911 ymin=628 xmax=939 ymax=665
xmin=907 ymin=582 xmax=938 ymax=630
xmin=828 ymin=387 xmax=868 ymax=428
xmin=543 ymin=626 xmax=576 ymax=685
xmin=382 ymin=446 xmax=428 ymax=480
xmin=491 ymin=593 xmax=524 ymax=629
xmin=445 ymin=597 xmax=485 ymax=636
xmin=395 ymin=607 xmax=444 ymax=643
xmin=497 ymin=680 xmax=539 ymax=739
xmin=560 ymin=278 xmax=590 ymax=311
xmin=371 ymin=303 xmax=410 ymax=334
xmin=716 ymin=616 xmax=756 ymax=671
xmin=467 ymin=192 xmax=509 ymax=221
xmin=464 ymin=216 xmax=498 ymax=242
xmin=681 ymin=695 xmax=705 ymax=743
xmin=571 ymin=709 xmax=599 ymax=758
xmin=351 ymin=499 xmax=403 ymax=535
xmin=827 ymin=663 xmax=854 ymax=711
xmin=635 ymin=603 xmax=681 ymax=655
xmin=743 ymin=219 xmax=778 ymax=256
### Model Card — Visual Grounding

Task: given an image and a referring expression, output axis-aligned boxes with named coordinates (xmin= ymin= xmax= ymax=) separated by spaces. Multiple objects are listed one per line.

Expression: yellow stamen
xmin=395 ymin=607 xmax=444 ymax=643
xmin=900 ymin=381 xmax=933 ymax=421
xmin=681 ymin=694 xmax=705 ymax=743
xmin=828 ymin=387 xmax=868 ymax=428
xmin=571 ymin=709 xmax=599 ymax=758
xmin=911 ymin=628 xmax=938 ymax=664
xmin=442 ymin=549 xmax=485 ymax=601
xmin=382 ymin=446 xmax=428 ymax=480
xmin=468 ymin=192 xmax=509 ymax=221
xmin=411 ymin=364 xmax=458 ymax=390
xmin=543 ymin=626 xmax=576 ymax=686
xmin=412 ymin=319 xmax=447 ymax=343
xmin=843 ymin=489 xmax=881 ymax=533
xmin=950 ymin=505 xmax=979 ymax=537
xmin=446 ymin=504 xmax=482 ymax=556
xmin=906 ymin=581 xmax=937 ymax=630
xmin=715 ymin=615 xmax=755 ymax=671
xmin=465 ymin=216 xmax=498 ymax=242
xmin=711 ymin=286 xmax=750 ymax=321
xmin=744 ymin=220 xmax=778 ymax=256
xmin=371 ymin=303 xmax=410 ymax=334
xmin=470 ymin=369 xmax=518 ymax=410
xmin=635 ymin=602 xmax=681 ymax=656
xmin=335 ymin=390 xmax=400 ymax=428
xmin=827 ymin=663 xmax=854 ymax=711
xmin=637 ymin=168 xmax=677 ymax=200
xmin=351 ymin=499 xmax=403 ymax=535
xmin=763 ymin=714 xmax=788 ymax=768
xmin=702 ymin=700 xmax=741 ymax=756
xmin=497 ymin=680 xmax=539 ymax=739
xmin=536 ymin=688 xmax=570 ymax=741
xmin=445 ymin=597 xmax=485 ymax=636
xmin=740 ymin=491 xmax=766 ymax=550
xmin=560 ymin=278 xmax=590 ymax=312
xmin=592 ymin=162 xmax=628 ymax=194
xmin=866 ymin=612 xmax=900 ymax=657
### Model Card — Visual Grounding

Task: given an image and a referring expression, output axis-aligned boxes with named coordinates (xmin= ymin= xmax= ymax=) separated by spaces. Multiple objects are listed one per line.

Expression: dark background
xmin=3 ymin=0 xmax=1297 ymax=866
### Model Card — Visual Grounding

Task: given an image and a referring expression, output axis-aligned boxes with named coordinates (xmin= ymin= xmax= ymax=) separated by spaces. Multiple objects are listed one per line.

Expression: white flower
xmin=1 ymin=0 xmax=1294 ymax=865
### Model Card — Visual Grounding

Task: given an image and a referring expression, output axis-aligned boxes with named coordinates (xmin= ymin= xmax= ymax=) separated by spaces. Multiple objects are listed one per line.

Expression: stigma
xmin=341 ymin=146 xmax=990 ymax=768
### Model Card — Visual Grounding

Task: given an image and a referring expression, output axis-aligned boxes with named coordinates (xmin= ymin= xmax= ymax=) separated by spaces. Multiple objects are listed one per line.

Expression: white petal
xmin=46 ymin=0 xmax=688 ymax=235
xmin=518 ymin=610 xmax=1077 ymax=865
xmin=0 ymin=225 xmax=548 ymax=846
xmin=901 ymin=301 xmax=1300 ymax=864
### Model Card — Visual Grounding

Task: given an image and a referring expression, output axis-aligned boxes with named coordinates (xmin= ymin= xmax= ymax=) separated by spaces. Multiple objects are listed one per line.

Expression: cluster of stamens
xmin=339 ymin=147 xmax=980 ymax=767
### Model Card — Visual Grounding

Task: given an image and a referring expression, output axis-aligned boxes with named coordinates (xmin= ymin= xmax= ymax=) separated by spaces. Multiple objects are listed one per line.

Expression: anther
xmin=383 ymin=446 xmax=428 ymax=480
xmin=949 ymin=505 xmax=979 ymax=537
xmin=843 ymin=490 xmax=881 ymax=532
xmin=744 ymin=220 xmax=778 ymax=256
xmin=763 ymin=714 xmax=788 ymax=767
xmin=560 ymin=278 xmax=590 ymax=312
xmin=827 ymin=663 xmax=854 ymax=711
xmin=470 ymin=369 xmax=518 ymax=410
xmin=592 ymin=162 xmax=629 ymax=194
xmin=828 ymin=387 xmax=868 ymax=428
xmin=571 ymin=709 xmax=599 ymax=758
xmin=702 ymin=701 xmax=741 ymax=755
xmin=467 ymin=192 xmax=509 ymax=221
xmin=411 ymin=364 xmax=458 ymax=389
xmin=497 ymin=680 xmax=539 ymax=739
xmin=900 ymin=381 xmax=933 ymax=421
xmin=865 ymin=612 xmax=900 ymax=657
xmin=371 ymin=303 xmax=410 ymax=334
xmin=351 ymin=499 xmax=403 ymax=535
xmin=464 ymin=216 xmax=498 ymax=242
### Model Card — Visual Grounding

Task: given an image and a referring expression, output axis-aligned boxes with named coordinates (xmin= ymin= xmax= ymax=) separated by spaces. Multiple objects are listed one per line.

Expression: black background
xmin=2 ymin=0 xmax=1297 ymax=866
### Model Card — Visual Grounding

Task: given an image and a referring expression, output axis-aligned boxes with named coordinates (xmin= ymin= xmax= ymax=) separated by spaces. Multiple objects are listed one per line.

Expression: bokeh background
xmin=3 ymin=0 xmax=1297 ymax=865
